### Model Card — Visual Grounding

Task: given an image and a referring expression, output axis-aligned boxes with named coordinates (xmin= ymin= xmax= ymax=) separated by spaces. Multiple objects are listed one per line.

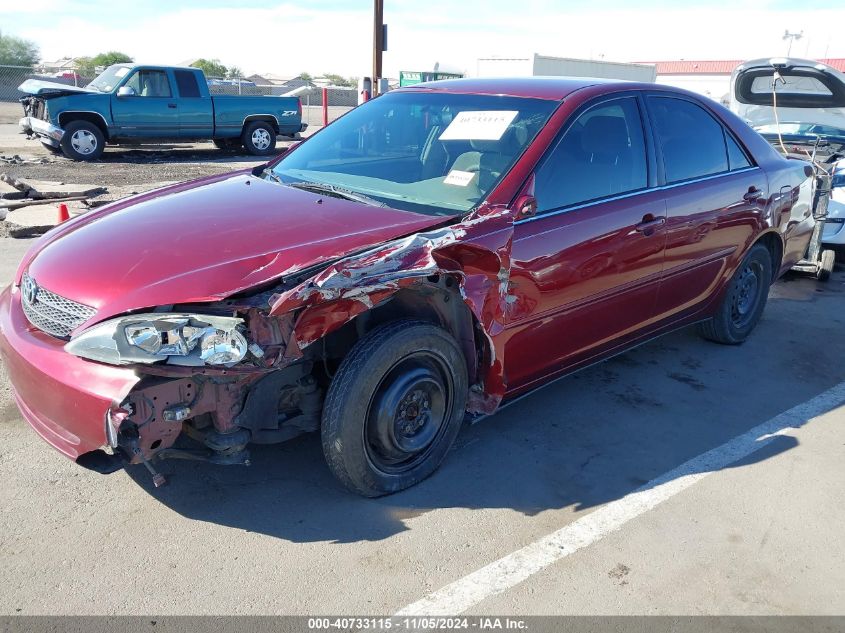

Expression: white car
xmin=730 ymin=58 xmax=845 ymax=254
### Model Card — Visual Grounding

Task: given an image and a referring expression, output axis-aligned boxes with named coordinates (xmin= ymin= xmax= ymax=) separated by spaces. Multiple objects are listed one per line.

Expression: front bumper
xmin=19 ymin=116 xmax=64 ymax=144
xmin=0 ymin=284 xmax=139 ymax=461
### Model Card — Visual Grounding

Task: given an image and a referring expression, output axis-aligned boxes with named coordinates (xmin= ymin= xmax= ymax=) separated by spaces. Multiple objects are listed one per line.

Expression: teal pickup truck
xmin=18 ymin=64 xmax=307 ymax=160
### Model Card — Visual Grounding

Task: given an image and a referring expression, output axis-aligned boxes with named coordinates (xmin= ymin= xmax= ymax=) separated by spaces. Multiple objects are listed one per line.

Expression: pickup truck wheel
xmin=212 ymin=138 xmax=241 ymax=151
xmin=321 ymin=320 xmax=468 ymax=497
xmin=60 ymin=120 xmax=105 ymax=161
xmin=242 ymin=121 xmax=277 ymax=155
xmin=698 ymin=242 xmax=772 ymax=345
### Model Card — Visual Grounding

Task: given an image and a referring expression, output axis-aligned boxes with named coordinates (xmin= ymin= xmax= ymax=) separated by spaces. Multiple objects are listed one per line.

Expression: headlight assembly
xmin=65 ymin=313 xmax=250 ymax=367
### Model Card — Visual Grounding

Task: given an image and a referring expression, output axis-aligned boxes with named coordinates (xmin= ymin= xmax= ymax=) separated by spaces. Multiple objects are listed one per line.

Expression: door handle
xmin=743 ymin=186 xmax=763 ymax=202
xmin=635 ymin=214 xmax=666 ymax=234
xmin=167 ymin=103 xmax=177 ymax=108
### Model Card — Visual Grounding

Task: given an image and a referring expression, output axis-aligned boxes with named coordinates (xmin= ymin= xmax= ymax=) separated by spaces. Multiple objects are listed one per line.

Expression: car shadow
xmin=125 ymin=275 xmax=845 ymax=544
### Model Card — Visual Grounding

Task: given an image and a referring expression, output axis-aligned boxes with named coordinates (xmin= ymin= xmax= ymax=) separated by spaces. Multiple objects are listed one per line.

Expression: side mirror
xmin=514 ymin=194 xmax=537 ymax=219
xmin=117 ymin=86 xmax=136 ymax=97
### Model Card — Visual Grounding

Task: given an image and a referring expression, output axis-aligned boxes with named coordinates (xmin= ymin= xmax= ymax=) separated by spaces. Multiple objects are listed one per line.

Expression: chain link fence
xmin=0 ymin=65 xmax=94 ymax=101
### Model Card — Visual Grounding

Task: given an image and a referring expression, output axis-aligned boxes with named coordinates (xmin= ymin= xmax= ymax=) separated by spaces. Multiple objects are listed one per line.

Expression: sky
xmin=1 ymin=0 xmax=844 ymax=79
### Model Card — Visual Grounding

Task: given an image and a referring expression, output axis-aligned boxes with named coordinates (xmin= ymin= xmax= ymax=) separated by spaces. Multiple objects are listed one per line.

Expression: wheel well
xmin=311 ymin=276 xmax=487 ymax=386
xmin=58 ymin=112 xmax=110 ymax=140
xmin=755 ymin=232 xmax=784 ymax=281
xmin=243 ymin=115 xmax=279 ymax=134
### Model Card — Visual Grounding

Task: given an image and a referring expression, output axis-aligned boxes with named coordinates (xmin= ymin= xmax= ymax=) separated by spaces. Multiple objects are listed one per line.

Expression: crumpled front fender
xmin=269 ymin=204 xmax=516 ymax=413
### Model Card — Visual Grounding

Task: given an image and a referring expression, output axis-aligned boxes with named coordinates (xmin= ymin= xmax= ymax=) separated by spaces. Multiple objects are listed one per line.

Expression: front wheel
xmin=321 ymin=320 xmax=468 ymax=497
xmin=241 ymin=121 xmax=277 ymax=155
xmin=698 ymin=242 xmax=772 ymax=345
xmin=60 ymin=120 xmax=105 ymax=161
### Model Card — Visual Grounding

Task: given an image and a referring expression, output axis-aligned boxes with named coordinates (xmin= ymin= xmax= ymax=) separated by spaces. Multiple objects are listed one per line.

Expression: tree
xmin=322 ymin=73 xmax=355 ymax=87
xmin=227 ymin=66 xmax=243 ymax=79
xmin=0 ymin=30 xmax=39 ymax=68
xmin=191 ymin=58 xmax=228 ymax=78
xmin=76 ymin=51 xmax=132 ymax=76
xmin=297 ymin=72 xmax=313 ymax=82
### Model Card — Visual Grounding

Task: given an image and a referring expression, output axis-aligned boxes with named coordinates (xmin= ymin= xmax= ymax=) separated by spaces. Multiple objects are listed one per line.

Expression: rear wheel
xmin=817 ymin=249 xmax=835 ymax=282
xmin=321 ymin=320 xmax=468 ymax=497
xmin=698 ymin=243 xmax=772 ymax=345
xmin=241 ymin=121 xmax=277 ymax=155
xmin=60 ymin=120 xmax=105 ymax=161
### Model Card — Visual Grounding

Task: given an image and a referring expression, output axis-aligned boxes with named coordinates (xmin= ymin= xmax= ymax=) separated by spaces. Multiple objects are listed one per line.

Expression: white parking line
xmin=396 ymin=381 xmax=845 ymax=616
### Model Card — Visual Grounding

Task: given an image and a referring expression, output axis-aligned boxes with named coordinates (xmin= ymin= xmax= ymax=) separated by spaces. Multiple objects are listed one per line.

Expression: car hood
xmin=24 ymin=172 xmax=447 ymax=323
xmin=18 ymin=79 xmax=97 ymax=98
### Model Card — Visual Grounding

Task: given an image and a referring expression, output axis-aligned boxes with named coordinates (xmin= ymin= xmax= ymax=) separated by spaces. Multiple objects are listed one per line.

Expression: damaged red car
xmin=0 ymin=78 xmax=815 ymax=496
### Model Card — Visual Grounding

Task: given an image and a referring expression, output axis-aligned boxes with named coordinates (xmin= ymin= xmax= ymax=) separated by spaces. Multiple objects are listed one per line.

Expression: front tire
xmin=321 ymin=320 xmax=468 ymax=497
xmin=60 ymin=120 xmax=105 ymax=161
xmin=698 ymin=242 xmax=772 ymax=345
xmin=241 ymin=121 xmax=277 ymax=155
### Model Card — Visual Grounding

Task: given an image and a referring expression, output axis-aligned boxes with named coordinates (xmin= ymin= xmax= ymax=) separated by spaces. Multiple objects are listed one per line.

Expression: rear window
xmin=735 ymin=68 xmax=845 ymax=108
xmin=750 ymin=74 xmax=832 ymax=96
xmin=649 ymin=96 xmax=728 ymax=184
xmin=175 ymin=71 xmax=201 ymax=98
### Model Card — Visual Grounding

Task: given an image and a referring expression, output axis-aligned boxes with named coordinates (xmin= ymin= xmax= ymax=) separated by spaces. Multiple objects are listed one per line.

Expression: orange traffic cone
xmin=57 ymin=203 xmax=70 ymax=223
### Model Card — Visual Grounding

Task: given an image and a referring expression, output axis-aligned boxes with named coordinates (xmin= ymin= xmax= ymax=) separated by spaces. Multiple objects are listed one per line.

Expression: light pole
xmin=373 ymin=0 xmax=384 ymax=96
xmin=783 ymin=30 xmax=803 ymax=57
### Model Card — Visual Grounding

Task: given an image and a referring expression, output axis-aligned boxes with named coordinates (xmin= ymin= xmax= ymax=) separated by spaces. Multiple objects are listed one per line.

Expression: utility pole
xmin=783 ymin=29 xmax=803 ymax=57
xmin=373 ymin=0 xmax=384 ymax=96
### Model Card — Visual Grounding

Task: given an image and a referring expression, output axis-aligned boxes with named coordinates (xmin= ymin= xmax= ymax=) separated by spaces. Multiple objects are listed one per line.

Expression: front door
xmin=503 ymin=95 xmax=667 ymax=391
xmin=111 ymin=68 xmax=179 ymax=138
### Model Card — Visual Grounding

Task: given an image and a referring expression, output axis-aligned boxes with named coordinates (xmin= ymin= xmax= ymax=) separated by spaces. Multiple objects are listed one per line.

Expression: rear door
xmin=503 ymin=94 xmax=668 ymax=390
xmin=173 ymin=69 xmax=213 ymax=138
xmin=111 ymin=68 xmax=179 ymax=138
xmin=645 ymin=94 xmax=767 ymax=319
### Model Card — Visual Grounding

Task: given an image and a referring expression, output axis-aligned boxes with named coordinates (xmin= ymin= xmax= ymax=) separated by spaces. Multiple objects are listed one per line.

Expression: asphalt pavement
xmin=1 ymin=228 xmax=844 ymax=615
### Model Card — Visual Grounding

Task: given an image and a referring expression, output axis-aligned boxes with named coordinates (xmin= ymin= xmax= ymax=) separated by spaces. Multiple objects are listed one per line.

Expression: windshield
xmin=271 ymin=91 xmax=558 ymax=216
xmin=87 ymin=65 xmax=131 ymax=93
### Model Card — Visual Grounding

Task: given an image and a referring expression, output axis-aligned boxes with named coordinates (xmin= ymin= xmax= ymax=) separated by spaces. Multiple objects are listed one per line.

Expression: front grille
xmin=20 ymin=273 xmax=97 ymax=339
xmin=20 ymin=96 xmax=47 ymax=121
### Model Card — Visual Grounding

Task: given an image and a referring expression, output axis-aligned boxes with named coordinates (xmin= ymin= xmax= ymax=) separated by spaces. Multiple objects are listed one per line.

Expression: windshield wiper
xmin=286 ymin=181 xmax=387 ymax=207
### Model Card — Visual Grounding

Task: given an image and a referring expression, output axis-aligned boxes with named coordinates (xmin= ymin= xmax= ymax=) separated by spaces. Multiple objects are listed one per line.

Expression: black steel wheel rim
xmin=731 ymin=261 xmax=762 ymax=328
xmin=364 ymin=351 xmax=453 ymax=475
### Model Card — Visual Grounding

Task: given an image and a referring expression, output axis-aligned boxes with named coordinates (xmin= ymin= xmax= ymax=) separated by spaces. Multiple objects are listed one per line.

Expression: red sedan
xmin=0 ymin=78 xmax=815 ymax=496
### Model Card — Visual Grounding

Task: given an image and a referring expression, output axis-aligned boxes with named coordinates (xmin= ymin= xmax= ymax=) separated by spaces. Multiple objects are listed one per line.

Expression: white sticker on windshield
xmin=115 ymin=67 xmax=130 ymax=78
xmin=439 ymin=111 xmax=519 ymax=141
xmin=443 ymin=170 xmax=476 ymax=187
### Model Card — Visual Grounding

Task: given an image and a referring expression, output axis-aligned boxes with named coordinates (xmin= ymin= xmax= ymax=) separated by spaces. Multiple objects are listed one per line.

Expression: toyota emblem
xmin=22 ymin=276 xmax=38 ymax=305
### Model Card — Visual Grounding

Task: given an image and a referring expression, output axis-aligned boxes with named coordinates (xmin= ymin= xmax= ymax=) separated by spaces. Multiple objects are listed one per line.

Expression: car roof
xmin=396 ymin=76 xmax=622 ymax=100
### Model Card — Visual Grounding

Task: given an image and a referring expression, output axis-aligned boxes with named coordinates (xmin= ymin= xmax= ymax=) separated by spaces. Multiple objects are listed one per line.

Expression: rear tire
xmin=321 ymin=320 xmax=468 ymax=497
xmin=241 ymin=121 xmax=277 ymax=155
xmin=698 ymin=242 xmax=772 ymax=345
xmin=817 ymin=249 xmax=835 ymax=282
xmin=60 ymin=120 xmax=105 ymax=161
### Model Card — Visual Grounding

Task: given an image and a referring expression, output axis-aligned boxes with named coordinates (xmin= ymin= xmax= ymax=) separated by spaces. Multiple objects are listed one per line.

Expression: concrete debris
xmin=0 ymin=174 xmax=106 ymax=200
xmin=0 ymin=154 xmax=55 ymax=166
